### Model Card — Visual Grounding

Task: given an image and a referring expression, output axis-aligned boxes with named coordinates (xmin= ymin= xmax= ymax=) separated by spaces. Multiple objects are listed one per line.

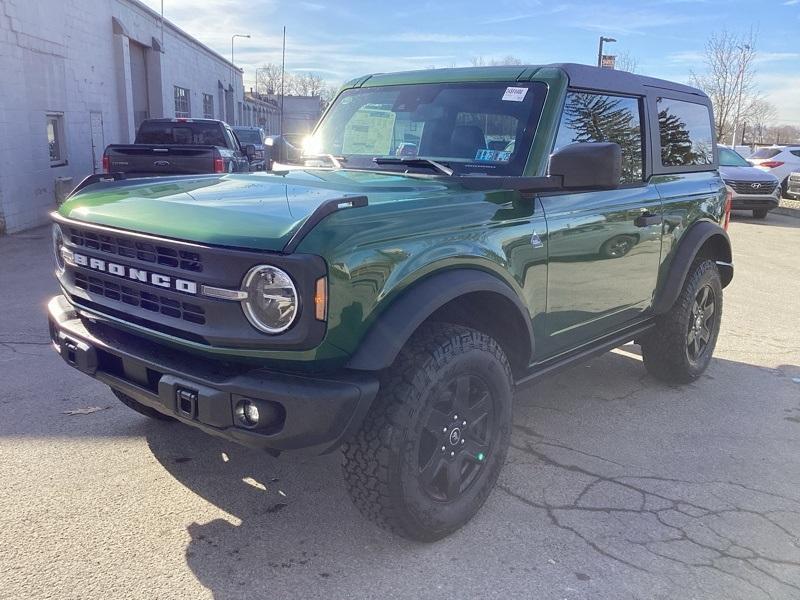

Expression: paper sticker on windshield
xmin=341 ymin=107 xmax=396 ymax=155
xmin=502 ymin=87 xmax=528 ymax=102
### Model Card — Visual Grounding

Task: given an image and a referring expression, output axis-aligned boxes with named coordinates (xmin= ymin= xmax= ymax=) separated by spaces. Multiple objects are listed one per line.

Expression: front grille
xmin=726 ymin=180 xmax=778 ymax=195
xmin=68 ymin=227 xmax=203 ymax=273
xmin=74 ymin=272 xmax=206 ymax=325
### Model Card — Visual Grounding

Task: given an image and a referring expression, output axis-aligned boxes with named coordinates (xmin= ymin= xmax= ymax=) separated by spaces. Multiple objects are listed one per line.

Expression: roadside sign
xmin=601 ymin=54 xmax=616 ymax=69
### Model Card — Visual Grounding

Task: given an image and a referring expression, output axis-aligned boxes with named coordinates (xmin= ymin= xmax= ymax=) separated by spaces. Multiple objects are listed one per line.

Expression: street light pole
xmin=730 ymin=44 xmax=751 ymax=147
xmin=597 ymin=36 xmax=616 ymax=67
xmin=230 ymin=33 xmax=250 ymax=126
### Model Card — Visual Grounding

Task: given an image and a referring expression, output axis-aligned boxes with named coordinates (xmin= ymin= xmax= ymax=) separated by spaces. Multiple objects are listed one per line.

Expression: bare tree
xmin=291 ymin=72 xmax=326 ymax=96
xmin=691 ymin=30 xmax=758 ymax=143
xmin=470 ymin=55 xmax=523 ymax=67
xmin=744 ymin=98 xmax=777 ymax=145
xmin=255 ymin=63 xmax=288 ymax=96
xmin=615 ymin=52 xmax=638 ymax=74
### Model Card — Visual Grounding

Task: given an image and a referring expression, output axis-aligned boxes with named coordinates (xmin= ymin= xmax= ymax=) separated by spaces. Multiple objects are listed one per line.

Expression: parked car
xmin=50 ymin=63 xmax=732 ymax=541
xmin=748 ymin=145 xmax=800 ymax=197
xmin=787 ymin=172 xmax=800 ymax=200
xmin=103 ymin=118 xmax=250 ymax=178
xmin=719 ymin=147 xmax=780 ymax=218
xmin=232 ymin=126 xmax=268 ymax=171
xmin=719 ymin=144 xmax=753 ymax=159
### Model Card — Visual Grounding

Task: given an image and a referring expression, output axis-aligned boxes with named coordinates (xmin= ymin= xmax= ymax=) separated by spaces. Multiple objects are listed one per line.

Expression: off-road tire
xmin=752 ymin=208 xmax=769 ymax=219
xmin=112 ymin=388 xmax=176 ymax=422
xmin=341 ymin=323 xmax=513 ymax=542
xmin=641 ymin=259 xmax=723 ymax=384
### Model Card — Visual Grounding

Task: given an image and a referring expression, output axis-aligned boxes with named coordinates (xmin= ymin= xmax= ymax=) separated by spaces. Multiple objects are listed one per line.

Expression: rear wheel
xmin=341 ymin=323 xmax=513 ymax=541
xmin=640 ymin=259 xmax=723 ymax=383
xmin=112 ymin=388 xmax=176 ymax=422
xmin=752 ymin=208 xmax=769 ymax=219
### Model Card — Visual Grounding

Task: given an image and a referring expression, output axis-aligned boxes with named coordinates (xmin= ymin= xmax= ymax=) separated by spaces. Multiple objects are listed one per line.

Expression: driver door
xmin=538 ymin=91 xmax=662 ymax=357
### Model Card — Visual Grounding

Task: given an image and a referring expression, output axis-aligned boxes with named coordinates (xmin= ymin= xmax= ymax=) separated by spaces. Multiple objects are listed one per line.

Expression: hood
xmin=719 ymin=165 xmax=779 ymax=183
xmin=58 ymin=170 xmax=450 ymax=251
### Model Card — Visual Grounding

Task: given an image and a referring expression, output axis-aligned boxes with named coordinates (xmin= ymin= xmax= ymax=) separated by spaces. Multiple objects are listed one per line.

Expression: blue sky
xmin=141 ymin=0 xmax=800 ymax=124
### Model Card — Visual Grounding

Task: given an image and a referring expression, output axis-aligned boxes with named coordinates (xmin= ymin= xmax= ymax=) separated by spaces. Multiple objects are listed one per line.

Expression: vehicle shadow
xmin=142 ymin=346 xmax=800 ymax=599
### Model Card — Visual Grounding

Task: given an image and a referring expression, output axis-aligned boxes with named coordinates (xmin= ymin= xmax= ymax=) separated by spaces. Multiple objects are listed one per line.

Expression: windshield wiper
xmin=373 ymin=157 xmax=453 ymax=176
xmin=302 ymin=153 xmax=346 ymax=169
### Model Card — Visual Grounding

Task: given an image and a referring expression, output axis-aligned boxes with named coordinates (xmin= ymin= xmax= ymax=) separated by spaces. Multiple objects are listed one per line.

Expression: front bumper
xmin=47 ymin=295 xmax=378 ymax=454
xmin=730 ymin=192 xmax=779 ymax=211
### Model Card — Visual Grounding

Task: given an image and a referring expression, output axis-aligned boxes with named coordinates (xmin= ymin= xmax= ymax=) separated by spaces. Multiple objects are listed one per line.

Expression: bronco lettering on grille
xmin=72 ymin=252 xmax=198 ymax=294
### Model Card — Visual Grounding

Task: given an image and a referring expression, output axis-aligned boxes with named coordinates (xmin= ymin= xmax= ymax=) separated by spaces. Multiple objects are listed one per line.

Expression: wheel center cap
xmin=695 ymin=315 xmax=703 ymax=329
xmin=449 ymin=427 xmax=462 ymax=446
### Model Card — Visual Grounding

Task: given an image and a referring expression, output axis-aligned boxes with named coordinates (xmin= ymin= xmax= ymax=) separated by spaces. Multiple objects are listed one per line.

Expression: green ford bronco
xmin=49 ymin=63 xmax=733 ymax=541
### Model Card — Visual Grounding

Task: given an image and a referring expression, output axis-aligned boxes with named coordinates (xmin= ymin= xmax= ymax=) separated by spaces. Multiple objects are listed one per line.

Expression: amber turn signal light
xmin=315 ymin=277 xmax=328 ymax=321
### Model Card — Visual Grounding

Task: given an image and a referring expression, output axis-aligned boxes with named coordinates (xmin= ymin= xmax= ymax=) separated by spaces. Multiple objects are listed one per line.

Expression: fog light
xmin=235 ymin=399 xmax=260 ymax=427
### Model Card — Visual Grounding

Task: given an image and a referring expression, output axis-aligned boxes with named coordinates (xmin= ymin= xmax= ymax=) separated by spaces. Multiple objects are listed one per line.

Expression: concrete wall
xmin=0 ymin=0 xmax=243 ymax=234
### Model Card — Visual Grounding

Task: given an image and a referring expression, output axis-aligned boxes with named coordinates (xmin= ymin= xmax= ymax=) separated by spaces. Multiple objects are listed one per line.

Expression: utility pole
xmin=597 ymin=36 xmax=616 ymax=67
xmin=730 ymin=44 xmax=750 ymax=147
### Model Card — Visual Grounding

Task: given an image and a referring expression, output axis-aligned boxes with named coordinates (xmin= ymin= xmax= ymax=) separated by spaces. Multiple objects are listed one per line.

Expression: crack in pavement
xmin=500 ymin=429 xmax=800 ymax=599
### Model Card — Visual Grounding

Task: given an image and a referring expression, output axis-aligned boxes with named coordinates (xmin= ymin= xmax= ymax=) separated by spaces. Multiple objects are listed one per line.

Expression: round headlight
xmin=52 ymin=223 xmax=65 ymax=273
xmin=241 ymin=265 xmax=298 ymax=334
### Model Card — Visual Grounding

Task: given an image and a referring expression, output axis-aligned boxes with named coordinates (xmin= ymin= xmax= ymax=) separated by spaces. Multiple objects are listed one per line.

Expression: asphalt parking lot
xmin=1 ymin=211 xmax=799 ymax=600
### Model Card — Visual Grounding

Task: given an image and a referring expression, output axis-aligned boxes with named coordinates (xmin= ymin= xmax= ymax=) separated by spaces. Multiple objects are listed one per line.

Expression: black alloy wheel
xmin=418 ymin=374 xmax=494 ymax=502
xmin=686 ymin=284 xmax=716 ymax=363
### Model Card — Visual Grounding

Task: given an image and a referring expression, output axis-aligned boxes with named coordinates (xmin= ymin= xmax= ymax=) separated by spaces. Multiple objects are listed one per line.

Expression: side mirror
xmin=245 ymin=144 xmax=257 ymax=159
xmin=549 ymin=142 xmax=622 ymax=191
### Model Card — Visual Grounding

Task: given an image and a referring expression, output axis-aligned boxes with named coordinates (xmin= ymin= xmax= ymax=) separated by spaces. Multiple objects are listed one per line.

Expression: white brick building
xmin=0 ymin=0 xmax=244 ymax=233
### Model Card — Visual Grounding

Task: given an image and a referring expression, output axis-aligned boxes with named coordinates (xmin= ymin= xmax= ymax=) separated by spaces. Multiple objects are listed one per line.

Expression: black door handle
xmin=634 ymin=211 xmax=663 ymax=227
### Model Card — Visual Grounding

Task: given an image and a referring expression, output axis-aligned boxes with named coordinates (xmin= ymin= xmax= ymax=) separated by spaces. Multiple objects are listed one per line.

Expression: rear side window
xmin=555 ymin=91 xmax=643 ymax=184
xmin=750 ymin=148 xmax=782 ymax=159
xmin=791 ymin=150 xmax=800 ymax=158
xmin=657 ymin=98 xmax=713 ymax=167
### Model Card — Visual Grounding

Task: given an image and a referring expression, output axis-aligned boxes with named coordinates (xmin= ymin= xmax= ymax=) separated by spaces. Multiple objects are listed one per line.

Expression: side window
xmin=223 ymin=127 xmax=237 ymax=150
xmin=174 ymin=86 xmax=190 ymax=118
xmin=555 ymin=92 xmax=643 ymax=183
xmin=657 ymin=98 xmax=713 ymax=167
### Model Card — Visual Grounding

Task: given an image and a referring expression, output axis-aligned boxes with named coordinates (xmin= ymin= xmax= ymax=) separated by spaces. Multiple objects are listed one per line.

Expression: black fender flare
xmin=653 ymin=220 xmax=733 ymax=314
xmin=346 ymin=269 xmax=535 ymax=372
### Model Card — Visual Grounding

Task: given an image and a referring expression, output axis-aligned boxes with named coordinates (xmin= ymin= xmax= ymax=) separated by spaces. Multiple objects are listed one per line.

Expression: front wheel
xmin=640 ymin=259 xmax=723 ymax=383
xmin=752 ymin=208 xmax=769 ymax=219
xmin=341 ymin=323 xmax=513 ymax=541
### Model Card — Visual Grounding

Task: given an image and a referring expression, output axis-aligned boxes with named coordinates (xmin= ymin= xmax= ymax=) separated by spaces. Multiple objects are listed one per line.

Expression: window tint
xmin=555 ymin=92 xmax=643 ymax=183
xmin=657 ymin=98 xmax=713 ymax=167
xmin=750 ymin=148 xmax=782 ymax=159
xmin=233 ymin=129 xmax=263 ymax=144
xmin=135 ymin=122 xmax=226 ymax=146
xmin=790 ymin=150 xmax=800 ymax=158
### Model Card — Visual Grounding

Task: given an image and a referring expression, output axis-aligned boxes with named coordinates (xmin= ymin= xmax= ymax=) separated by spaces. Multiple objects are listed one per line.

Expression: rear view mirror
xmin=549 ymin=142 xmax=621 ymax=191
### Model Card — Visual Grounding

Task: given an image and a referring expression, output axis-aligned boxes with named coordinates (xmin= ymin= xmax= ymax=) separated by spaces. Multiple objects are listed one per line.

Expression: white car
xmin=748 ymin=146 xmax=800 ymax=196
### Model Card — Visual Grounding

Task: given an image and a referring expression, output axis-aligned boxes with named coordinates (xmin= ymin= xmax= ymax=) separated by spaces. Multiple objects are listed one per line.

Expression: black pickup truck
xmin=103 ymin=118 xmax=251 ymax=177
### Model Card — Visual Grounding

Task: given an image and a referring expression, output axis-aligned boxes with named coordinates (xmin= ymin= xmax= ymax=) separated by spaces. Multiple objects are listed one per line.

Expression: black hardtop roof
xmin=549 ymin=63 xmax=707 ymax=98
xmin=359 ymin=62 xmax=708 ymax=100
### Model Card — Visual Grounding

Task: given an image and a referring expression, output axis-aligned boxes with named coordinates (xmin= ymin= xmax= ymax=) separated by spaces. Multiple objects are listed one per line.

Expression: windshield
xmin=750 ymin=148 xmax=782 ymax=159
xmin=719 ymin=147 xmax=750 ymax=167
xmin=234 ymin=129 xmax=263 ymax=144
xmin=304 ymin=82 xmax=547 ymax=176
xmin=135 ymin=121 xmax=226 ymax=146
